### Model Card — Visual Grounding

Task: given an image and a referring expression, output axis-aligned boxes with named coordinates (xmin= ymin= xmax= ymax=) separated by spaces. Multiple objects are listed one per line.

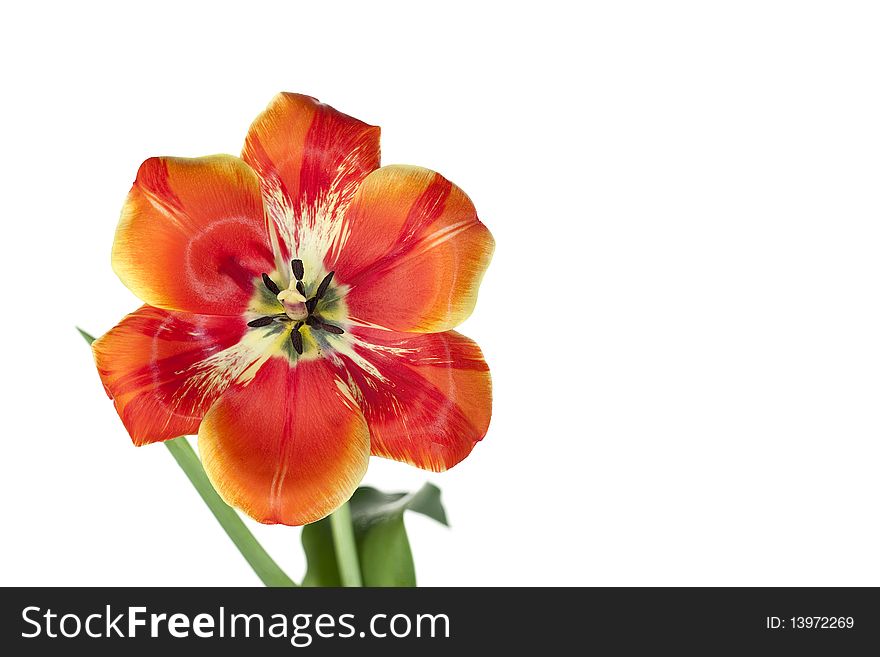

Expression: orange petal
xmin=198 ymin=356 xmax=370 ymax=525
xmin=112 ymin=155 xmax=275 ymax=315
xmin=336 ymin=327 xmax=491 ymax=471
xmin=242 ymin=93 xmax=380 ymax=260
xmin=92 ymin=306 xmax=249 ymax=445
xmin=331 ymin=165 xmax=494 ymax=333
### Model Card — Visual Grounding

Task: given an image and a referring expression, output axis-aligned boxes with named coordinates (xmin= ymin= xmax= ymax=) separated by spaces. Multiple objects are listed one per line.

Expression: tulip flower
xmin=92 ymin=93 xmax=493 ymax=526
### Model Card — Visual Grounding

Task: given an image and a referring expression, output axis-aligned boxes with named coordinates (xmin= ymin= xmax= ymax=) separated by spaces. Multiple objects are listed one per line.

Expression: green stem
xmin=78 ymin=327 xmax=296 ymax=587
xmin=329 ymin=502 xmax=362 ymax=587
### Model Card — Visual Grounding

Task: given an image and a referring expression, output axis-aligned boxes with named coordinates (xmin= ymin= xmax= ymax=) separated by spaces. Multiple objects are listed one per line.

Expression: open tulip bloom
xmin=87 ymin=93 xmax=493 ymax=583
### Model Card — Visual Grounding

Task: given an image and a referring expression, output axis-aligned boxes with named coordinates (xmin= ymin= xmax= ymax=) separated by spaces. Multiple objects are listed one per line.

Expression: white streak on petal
xmin=173 ymin=329 xmax=286 ymax=413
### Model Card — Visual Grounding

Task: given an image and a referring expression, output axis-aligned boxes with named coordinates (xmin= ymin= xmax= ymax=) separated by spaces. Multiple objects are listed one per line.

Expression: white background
xmin=2 ymin=1 xmax=879 ymax=586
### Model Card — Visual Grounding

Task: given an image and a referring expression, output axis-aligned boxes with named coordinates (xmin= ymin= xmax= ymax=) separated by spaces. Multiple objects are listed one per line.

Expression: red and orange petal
xmin=336 ymin=327 xmax=492 ymax=472
xmin=112 ymin=155 xmax=275 ymax=316
xmin=198 ymin=357 xmax=370 ymax=526
xmin=242 ymin=92 xmax=380 ymax=255
xmin=331 ymin=165 xmax=494 ymax=333
xmin=92 ymin=306 xmax=247 ymax=445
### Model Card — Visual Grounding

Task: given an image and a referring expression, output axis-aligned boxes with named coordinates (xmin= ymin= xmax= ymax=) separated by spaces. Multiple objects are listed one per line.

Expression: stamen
xmin=290 ymin=325 xmax=304 ymax=355
xmin=315 ymin=271 xmax=335 ymax=300
xmin=247 ymin=316 xmax=274 ymax=328
xmin=296 ymin=281 xmax=306 ymax=296
xmin=261 ymin=273 xmax=281 ymax=295
xmin=306 ymin=316 xmax=345 ymax=334
xmin=306 ymin=297 xmax=318 ymax=314
xmin=291 ymin=259 xmax=304 ymax=281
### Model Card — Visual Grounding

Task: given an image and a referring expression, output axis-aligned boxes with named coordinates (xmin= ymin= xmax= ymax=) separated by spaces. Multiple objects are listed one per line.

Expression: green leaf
xmin=351 ymin=483 xmax=449 ymax=529
xmin=302 ymin=483 xmax=447 ymax=587
xmin=163 ymin=436 xmax=296 ymax=587
xmin=76 ymin=327 xmax=97 ymax=344
xmin=357 ymin=514 xmax=415 ymax=586
xmin=78 ymin=327 xmax=296 ymax=587
xmin=301 ymin=512 xmax=341 ymax=587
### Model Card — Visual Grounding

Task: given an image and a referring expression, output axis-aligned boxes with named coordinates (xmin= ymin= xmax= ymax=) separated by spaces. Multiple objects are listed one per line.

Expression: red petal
xmin=335 ymin=327 xmax=492 ymax=471
xmin=198 ymin=357 xmax=370 ymax=525
xmin=92 ymin=306 xmax=248 ymax=445
xmin=242 ymin=93 xmax=380 ymax=260
xmin=112 ymin=155 xmax=275 ymax=315
xmin=331 ymin=165 xmax=494 ymax=333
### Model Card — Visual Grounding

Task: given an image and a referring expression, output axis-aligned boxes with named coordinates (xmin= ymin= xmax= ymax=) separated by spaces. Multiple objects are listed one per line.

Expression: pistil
xmin=277 ymin=287 xmax=309 ymax=321
xmin=251 ymin=263 xmax=345 ymax=356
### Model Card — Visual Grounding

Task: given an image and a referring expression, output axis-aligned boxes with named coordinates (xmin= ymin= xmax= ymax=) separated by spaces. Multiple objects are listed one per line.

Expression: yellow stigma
xmin=277 ymin=287 xmax=308 ymax=321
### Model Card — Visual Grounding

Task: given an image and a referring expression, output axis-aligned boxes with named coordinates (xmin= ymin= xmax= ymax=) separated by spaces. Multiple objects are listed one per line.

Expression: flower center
xmin=248 ymin=260 xmax=345 ymax=356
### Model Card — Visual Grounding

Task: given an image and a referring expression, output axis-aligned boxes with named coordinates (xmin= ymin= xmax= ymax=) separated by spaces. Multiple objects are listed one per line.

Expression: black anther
xmin=261 ymin=273 xmax=280 ymax=295
xmin=291 ymin=259 xmax=304 ymax=281
xmin=247 ymin=316 xmax=274 ymax=328
xmin=290 ymin=327 xmax=304 ymax=355
xmin=315 ymin=271 xmax=335 ymax=300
